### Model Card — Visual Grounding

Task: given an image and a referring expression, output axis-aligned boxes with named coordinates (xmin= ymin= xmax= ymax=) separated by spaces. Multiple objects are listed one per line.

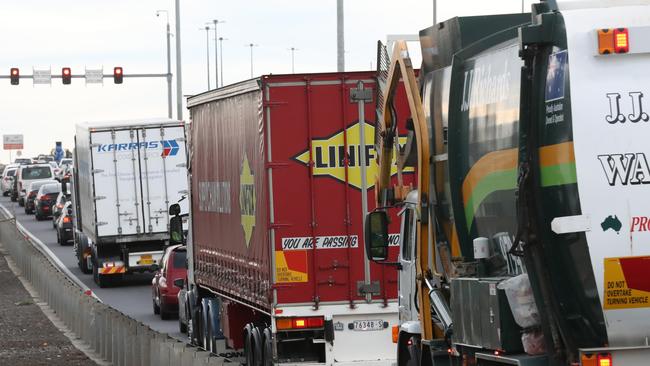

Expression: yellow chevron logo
xmin=293 ymin=122 xmax=412 ymax=189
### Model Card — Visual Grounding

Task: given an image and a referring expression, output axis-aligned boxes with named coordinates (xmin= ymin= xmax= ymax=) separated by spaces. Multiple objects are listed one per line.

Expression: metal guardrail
xmin=0 ymin=205 xmax=236 ymax=366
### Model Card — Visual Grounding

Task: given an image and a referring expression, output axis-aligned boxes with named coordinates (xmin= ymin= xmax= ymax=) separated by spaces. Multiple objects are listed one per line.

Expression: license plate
xmin=352 ymin=320 xmax=384 ymax=331
xmin=139 ymin=254 xmax=154 ymax=265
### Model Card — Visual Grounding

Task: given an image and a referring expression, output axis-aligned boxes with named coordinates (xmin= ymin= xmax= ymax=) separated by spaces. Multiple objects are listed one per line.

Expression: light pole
xmin=209 ymin=20 xmax=225 ymax=88
xmin=337 ymin=0 xmax=344 ymax=72
xmin=201 ymin=26 xmax=211 ymax=90
xmin=246 ymin=43 xmax=259 ymax=78
xmin=219 ymin=37 xmax=227 ymax=87
xmin=288 ymin=47 xmax=299 ymax=73
xmin=433 ymin=0 xmax=437 ymax=24
xmin=174 ymin=0 xmax=183 ymax=121
xmin=156 ymin=10 xmax=173 ymax=118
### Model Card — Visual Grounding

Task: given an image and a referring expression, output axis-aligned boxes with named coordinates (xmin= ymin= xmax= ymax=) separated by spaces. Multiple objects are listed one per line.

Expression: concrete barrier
xmin=0 ymin=207 xmax=237 ymax=366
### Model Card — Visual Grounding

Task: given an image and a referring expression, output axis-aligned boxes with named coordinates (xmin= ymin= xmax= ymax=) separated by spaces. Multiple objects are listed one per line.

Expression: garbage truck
xmin=364 ymin=1 xmax=650 ymax=365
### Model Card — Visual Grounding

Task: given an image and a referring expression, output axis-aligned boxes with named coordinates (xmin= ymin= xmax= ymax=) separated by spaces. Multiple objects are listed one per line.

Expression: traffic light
xmin=62 ymin=67 xmax=71 ymax=85
xmin=113 ymin=67 xmax=123 ymax=84
xmin=10 ymin=68 xmax=19 ymax=85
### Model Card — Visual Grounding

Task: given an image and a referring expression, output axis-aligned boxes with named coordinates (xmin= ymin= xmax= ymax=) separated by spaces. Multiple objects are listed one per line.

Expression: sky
xmin=0 ymin=0 xmax=537 ymax=163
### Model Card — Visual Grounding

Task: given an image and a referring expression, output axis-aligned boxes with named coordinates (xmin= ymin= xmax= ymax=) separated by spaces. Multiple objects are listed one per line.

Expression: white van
xmin=17 ymin=164 xmax=55 ymax=206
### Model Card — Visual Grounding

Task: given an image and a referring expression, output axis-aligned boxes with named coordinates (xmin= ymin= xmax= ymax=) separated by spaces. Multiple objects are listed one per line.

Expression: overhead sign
xmin=85 ymin=68 xmax=104 ymax=84
xmin=33 ymin=68 xmax=52 ymax=85
xmin=3 ymin=134 xmax=24 ymax=150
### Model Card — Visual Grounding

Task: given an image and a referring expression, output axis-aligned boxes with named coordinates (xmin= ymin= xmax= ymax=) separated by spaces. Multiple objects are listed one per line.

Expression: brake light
xmin=276 ymin=316 xmax=325 ymax=330
xmin=598 ymin=28 xmax=629 ymax=54
xmin=62 ymin=216 xmax=71 ymax=224
xmin=597 ymin=353 xmax=612 ymax=366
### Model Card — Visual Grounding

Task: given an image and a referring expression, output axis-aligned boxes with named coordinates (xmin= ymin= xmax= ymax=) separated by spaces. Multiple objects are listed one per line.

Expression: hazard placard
xmin=604 ymin=256 xmax=650 ymax=310
xmin=275 ymin=250 xmax=308 ymax=283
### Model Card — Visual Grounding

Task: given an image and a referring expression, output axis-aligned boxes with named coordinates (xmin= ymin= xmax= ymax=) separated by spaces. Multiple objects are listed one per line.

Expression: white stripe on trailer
xmin=563 ymin=3 xmax=650 ymax=347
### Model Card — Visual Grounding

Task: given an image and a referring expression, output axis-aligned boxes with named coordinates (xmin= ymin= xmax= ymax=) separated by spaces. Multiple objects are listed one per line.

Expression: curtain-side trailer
xmin=184 ymin=72 xmax=415 ymax=365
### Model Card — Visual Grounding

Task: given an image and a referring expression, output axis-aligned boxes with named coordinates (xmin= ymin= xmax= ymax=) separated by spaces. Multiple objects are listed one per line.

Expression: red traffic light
xmin=62 ymin=67 xmax=72 ymax=85
xmin=10 ymin=68 xmax=19 ymax=85
xmin=113 ymin=66 xmax=123 ymax=84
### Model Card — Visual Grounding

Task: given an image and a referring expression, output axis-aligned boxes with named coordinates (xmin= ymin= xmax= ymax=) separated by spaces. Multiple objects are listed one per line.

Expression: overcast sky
xmin=0 ymin=0 xmax=536 ymax=163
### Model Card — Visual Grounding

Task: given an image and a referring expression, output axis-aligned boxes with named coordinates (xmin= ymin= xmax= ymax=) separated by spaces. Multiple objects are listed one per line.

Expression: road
xmin=0 ymin=196 xmax=187 ymax=342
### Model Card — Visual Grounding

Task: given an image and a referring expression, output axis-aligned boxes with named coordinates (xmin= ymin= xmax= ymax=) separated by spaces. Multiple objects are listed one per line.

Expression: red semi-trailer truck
xmin=183 ymin=72 xmax=413 ymax=365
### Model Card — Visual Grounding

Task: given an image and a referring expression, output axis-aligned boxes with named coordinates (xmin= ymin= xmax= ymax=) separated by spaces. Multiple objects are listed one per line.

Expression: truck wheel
xmin=251 ymin=326 xmax=263 ymax=366
xmin=244 ymin=324 xmax=254 ymax=366
xmin=262 ymin=327 xmax=273 ymax=366
xmin=206 ymin=306 xmax=215 ymax=353
xmin=93 ymin=265 xmax=109 ymax=288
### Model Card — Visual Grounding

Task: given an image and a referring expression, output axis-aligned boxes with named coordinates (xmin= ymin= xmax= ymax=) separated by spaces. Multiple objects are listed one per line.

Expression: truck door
xmin=138 ymin=126 xmax=188 ymax=234
xmin=398 ymin=207 xmax=418 ymax=322
xmin=91 ymin=129 xmax=145 ymax=236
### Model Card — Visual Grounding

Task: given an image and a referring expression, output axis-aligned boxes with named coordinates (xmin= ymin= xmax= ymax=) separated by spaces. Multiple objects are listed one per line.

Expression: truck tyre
xmin=77 ymin=236 xmax=92 ymax=274
xmin=251 ymin=326 xmax=264 ymax=366
xmin=206 ymin=306 xmax=216 ymax=353
xmin=243 ymin=323 xmax=254 ymax=366
xmin=93 ymin=265 xmax=109 ymax=288
xmin=262 ymin=327 xmax=273 ymax=366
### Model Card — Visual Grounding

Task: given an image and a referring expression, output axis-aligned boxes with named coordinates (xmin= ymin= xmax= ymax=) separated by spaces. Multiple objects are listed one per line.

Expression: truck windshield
xmin=22 ymin=167 xmax=52 ymax=179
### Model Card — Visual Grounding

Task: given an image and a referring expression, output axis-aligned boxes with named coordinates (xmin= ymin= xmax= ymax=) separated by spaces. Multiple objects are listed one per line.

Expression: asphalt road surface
xmin=0 ymin=196 xmax=187 ymax=342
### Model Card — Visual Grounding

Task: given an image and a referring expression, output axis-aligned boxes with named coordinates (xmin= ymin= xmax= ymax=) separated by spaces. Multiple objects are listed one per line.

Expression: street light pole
xmin=174 ymin=0 xmax=183 ymax=121
xmin=202 ymin=26 xmax=211 ymax=90
xmin=337 ymin=0 xmax=344 ymax=72
xmin=211 ymin=20 xmax=225 ymax=88
xmin=288 ymin=47 xmax=299 ymax=73
xmin=157 ymin=10 xmax=172 ymax=118
xmin=219 ymin=37 xmax=227 ymax=87
xmin=246 ymin=43 xmax=258 ymax=78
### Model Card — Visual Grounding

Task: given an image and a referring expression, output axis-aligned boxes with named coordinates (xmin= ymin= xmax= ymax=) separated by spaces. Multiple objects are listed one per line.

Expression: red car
xmin=152 ymin=245 xmax=187 ymax=319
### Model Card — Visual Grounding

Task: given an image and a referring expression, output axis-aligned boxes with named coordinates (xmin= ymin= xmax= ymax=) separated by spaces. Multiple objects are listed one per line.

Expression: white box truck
xmin=72 ymin=119 xmax=189 ymax=287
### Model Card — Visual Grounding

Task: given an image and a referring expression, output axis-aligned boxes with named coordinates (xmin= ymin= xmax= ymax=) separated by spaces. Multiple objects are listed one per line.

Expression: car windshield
xmin=172 ymin=250 xmax=187 ymax=269
xmin=40 ymin=183 xmax=61 ymax=195
xmin=22 ymin=167 xmax=52 ymax=179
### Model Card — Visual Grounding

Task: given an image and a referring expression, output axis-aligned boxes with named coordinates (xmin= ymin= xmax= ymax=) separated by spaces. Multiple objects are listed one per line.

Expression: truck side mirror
xmin=169 ymin=203 xmax=181 ymax=216
xmin=365 ymin=211 xmax=389 ymax=261
xmin=169 ymin=216 xmax=184 ymax=244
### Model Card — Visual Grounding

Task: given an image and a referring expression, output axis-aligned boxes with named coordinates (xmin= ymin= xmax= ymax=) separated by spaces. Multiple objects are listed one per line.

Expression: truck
xmin=364 ymin=1 xmax=650 ymax=365
xmin=72 ymin=119 xmax=189 ymax=287
xmin=180 ymin=71 xmax=414 ymax=365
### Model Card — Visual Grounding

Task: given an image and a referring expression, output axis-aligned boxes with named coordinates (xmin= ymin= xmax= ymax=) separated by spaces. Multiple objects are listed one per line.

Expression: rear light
xmin=392 ymin=325 xmax=398 ymax=343
xmin=597 ymin=353 xmax=612 ymax=366
xmin=598 ymin=28 xmax=629 ymax=54
xmin=62 ymin=216 xmax=71 ymax=224
xmin=275 ymin=316 xmax=325 ymax=330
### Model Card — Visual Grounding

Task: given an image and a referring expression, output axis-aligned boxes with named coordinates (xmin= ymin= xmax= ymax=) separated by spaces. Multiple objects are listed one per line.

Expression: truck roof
xmin=76 ymin=118 xmax=183 ymax=131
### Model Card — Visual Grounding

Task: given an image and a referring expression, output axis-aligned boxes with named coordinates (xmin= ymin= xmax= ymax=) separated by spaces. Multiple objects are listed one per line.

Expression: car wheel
xmin=153 ymin=297 xmax=160 ymax=315
xmin=160 ymin=298 xmax=172 ymax=320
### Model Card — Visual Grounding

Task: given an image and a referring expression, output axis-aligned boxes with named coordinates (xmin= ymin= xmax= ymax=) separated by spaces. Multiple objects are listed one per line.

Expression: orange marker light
xmin=391 ymin=326 xmax=398 ymax=343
